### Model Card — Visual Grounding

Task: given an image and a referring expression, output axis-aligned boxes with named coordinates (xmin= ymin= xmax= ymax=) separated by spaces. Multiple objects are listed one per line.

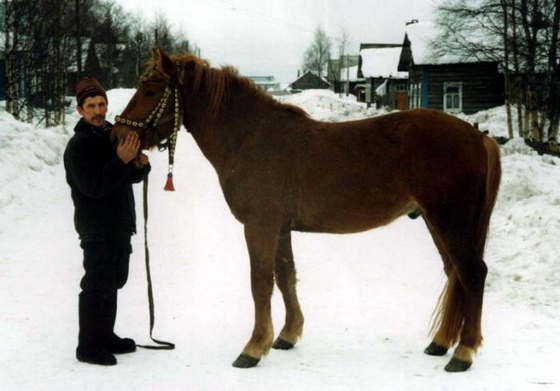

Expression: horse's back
xmin=298 ymin=108 xmax=487 ymax=190
xmin=291 ymin=109 xmax=490 ymax=233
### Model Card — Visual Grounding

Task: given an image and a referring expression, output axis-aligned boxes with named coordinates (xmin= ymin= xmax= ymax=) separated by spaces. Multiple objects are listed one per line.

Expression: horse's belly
xmin=293 ymin=195 xmax=418 ymax=234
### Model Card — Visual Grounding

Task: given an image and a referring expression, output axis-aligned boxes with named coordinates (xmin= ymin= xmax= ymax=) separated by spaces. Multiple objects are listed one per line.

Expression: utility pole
xmin=346 ymin=54 xmax=350 ymax=96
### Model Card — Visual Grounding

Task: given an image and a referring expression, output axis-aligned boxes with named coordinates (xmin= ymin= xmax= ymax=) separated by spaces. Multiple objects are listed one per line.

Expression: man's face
xmin=77 ymin=95 xmax=108 ymax=128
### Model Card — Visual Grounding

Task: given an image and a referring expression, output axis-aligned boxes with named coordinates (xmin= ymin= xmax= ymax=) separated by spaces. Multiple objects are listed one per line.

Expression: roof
xmin=289 ymin=71 xmax=330 ymax=88
xmin=360 ymin=47 xmax=408 ymax=79
xmin=247 ymin=76 xmax=282 ymax=92
xmin=248 ymin=76 xmax=276 ymax=84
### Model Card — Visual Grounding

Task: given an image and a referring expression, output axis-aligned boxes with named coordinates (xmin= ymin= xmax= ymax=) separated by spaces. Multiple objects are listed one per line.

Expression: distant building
xmin=357 ymin=44 xmax=402 ymax=78
xmin=358 ymin=45 xmax=408 ymax=110
xmin=398 ymin=21 xmax=504 ymax=114
xmin=289 ymin=71 xmax=330 ymax=92
xmin=327 ymin=55 xmax=361 ymax=94
xmin=248 ymin=76 xmax=281 ymax=92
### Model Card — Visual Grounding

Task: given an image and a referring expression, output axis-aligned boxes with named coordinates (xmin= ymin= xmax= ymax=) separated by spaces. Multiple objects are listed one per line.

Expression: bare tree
xmin=434 ymin=0 xmax=560 ymax=141
xmin=332 ymin=28 xmax=350 ymax=95
xmin=38 ymin=0 xmax=76 ymax=125
xmin=173 ymin=25 xmax=197 ymax=54
xmin=119 ymin=14 xmax=152 ymax=84
xmin=303 ymin=26 xmax=332 ymax=77
xmin=2 ymin=0 xmax=81 ymax=125
xmin=152 ymin=11 xmax=175 ymax=51
xmin=2 ymin=0 xmax=35 ymax=120
xmin=1 ymin=0 xmax=201 ymax=126
xmin=544 ymin=1 xmax=560 ymax=141
xmin=500 ymin=0 xmax=514 ymax=138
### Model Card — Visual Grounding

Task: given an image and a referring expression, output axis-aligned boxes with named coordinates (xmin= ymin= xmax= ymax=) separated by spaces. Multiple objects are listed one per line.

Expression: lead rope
xmin=137 ymin=174 xmax=175 ymax=350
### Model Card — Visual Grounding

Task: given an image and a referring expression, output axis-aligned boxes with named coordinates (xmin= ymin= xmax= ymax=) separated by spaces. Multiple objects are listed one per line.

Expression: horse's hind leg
xmin=272 ymin=230 xmax=304 ymax=350
xmin=422 ymin=221 xmax=454 ymax=357
xmin=232 ymin=223 xmax=279 ymax=368
xmin=424 ymin=209 xmax=488 ymax=372
xmin=448 ymin=253 xmax=487 ymax=372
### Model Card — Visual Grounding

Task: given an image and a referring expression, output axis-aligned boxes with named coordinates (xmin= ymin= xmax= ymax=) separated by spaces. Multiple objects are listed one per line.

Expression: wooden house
xmin=398 ymin=22 xmax=504 ymax=115
xmin=289 ymin=71 xmax=330 ymax=92
xmin=327 ymin=55 xmax=361 ymax=95
xmin=247 ymin=76 xmax=290 ymax=96
xmin=340 ymin=64 xmax=361 ymax=97
xmin=358 ymin=45 xmax=408 ymax=110
xmin=248 ymin=76 xmax=280 ymax=92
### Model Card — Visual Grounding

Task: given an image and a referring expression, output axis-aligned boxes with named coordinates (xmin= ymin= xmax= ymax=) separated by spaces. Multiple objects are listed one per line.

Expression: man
xmin=64 ymin=77 xmax=150 ymax=366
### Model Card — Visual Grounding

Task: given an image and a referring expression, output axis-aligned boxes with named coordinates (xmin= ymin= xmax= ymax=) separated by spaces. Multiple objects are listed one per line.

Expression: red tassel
xmin=164 ymin=173 xmax=175 ymax=191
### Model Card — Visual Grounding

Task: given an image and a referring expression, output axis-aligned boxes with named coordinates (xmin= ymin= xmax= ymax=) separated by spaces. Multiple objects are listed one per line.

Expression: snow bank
xmin=0 ymin=107 xmax=70 ymax=224
xmin=276 ymin=89 xmax=385 ymax=121
xmin=1 ymin=89 xmax=559 ymax=390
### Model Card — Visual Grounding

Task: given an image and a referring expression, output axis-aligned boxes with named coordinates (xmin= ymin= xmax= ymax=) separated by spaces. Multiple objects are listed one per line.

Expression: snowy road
xmin=1 ymin=91 xmax=559 ymax=390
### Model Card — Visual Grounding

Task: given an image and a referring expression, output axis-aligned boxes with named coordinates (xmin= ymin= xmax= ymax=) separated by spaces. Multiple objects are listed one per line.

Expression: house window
xmin=409 ymin=82 xmax=421 ymax=109
xmin=444 ymin=82 xmax=462 ymax=113
xmin=395 ymin=82 xmax=407 ymax=92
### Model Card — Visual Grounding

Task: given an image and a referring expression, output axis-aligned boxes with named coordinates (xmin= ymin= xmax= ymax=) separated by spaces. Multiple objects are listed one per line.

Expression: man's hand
xmin=117 ymin=132 xmax=140 ymax=164
xmin=134 ymin=153 xmax=150 ymax=168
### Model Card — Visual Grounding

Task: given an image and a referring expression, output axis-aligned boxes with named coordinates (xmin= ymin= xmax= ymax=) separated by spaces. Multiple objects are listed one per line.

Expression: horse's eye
xmin=145 ymin=90 xmax=156 ymax=97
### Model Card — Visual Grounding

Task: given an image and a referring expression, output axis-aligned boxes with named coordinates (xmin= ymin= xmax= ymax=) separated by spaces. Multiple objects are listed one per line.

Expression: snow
xmin=1 ymin=89 xmax=559 ymax=390
xmin=360 ymin=47 xmax=408 ymax=79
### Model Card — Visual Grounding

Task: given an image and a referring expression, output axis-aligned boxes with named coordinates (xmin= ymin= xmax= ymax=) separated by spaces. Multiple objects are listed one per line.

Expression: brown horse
xmin=112 ymin=48 xmax=501 ymax=372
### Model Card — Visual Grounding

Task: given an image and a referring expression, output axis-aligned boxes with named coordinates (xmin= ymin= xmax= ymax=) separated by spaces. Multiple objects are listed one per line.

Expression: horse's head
xmin=112 ymin=48 xmax=182 ymax=150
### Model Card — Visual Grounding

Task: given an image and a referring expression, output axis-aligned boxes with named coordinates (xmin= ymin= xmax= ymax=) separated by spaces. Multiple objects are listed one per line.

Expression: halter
xmin=115 ymin=76 xmax=183 ymax=191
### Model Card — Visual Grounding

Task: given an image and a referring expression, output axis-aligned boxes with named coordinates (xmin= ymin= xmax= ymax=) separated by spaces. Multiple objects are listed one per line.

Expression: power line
xmin=213 ymin=0 xmax=316 ymax=35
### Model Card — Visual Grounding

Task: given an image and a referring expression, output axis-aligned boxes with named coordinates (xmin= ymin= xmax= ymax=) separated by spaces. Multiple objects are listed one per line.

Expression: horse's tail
xmin=475 ymin=136 xmax=502 ymax=258
xmin=428 ymin=135 xmax=501 ymax=348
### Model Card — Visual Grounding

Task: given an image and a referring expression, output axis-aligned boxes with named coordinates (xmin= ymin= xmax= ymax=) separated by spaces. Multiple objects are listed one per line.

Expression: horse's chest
xmin=218 ymin=161 xmax=293 ymax=223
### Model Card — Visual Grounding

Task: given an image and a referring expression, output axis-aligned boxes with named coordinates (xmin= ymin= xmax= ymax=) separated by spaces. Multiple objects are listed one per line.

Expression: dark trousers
xmin=78 ymin=239 xmax=132 ymax=349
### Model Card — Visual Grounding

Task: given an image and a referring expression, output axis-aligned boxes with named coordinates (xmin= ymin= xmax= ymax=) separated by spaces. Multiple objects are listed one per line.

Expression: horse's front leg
xmin=232 ymin=223 xmax=279 ymax=368
xmin=272 ymin=230 xmax=304 ymax=350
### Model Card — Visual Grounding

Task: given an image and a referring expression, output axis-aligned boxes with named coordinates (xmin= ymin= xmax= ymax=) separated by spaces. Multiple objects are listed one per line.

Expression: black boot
xmin=106 ymin=333 xmax=137 ymax=354
xmin=76 ymin=345 xmax=117 ymax=366
xmin=77 ymin=293 xmax=117 ymax=366
xmin=104 ymin=292 xmax=136 ymax=354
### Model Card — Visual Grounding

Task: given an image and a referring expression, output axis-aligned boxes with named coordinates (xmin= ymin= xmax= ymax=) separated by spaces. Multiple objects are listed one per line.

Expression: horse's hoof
xmin=272 ymin=337 xmax=294 ymax=350
xmin=444 ymin=357 xmax=472 ymax=372
xmin=424 ymin=341 xmax=449 ymax=356
xmin=232 ymin=353 xmax=260 ymax=368
xmin=408 ymin=210 xmax=422 ymax=219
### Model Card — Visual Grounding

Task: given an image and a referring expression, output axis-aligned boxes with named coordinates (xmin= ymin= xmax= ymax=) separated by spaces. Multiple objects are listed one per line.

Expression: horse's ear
xmin=152 ymin=47 xmax=160 ymax=60
xmin=153 ymin=47 xmax=175 ymax=78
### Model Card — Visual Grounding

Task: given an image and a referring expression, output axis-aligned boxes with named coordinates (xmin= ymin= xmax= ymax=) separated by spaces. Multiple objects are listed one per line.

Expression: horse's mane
xmin=154 ymin=52 xmax=309 ymax=118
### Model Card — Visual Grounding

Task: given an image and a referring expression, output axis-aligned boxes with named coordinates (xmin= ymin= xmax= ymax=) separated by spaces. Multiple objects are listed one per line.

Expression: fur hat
xmin=76 ymin=77 xmax=107 ymax=106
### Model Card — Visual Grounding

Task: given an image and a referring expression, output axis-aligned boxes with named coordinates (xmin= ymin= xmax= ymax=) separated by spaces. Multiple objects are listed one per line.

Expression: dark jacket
xmin=64 ymin=118 xmax=150 ymax=242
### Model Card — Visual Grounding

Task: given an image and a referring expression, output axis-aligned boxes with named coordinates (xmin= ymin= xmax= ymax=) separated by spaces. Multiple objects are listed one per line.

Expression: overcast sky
xmin=116 ymin=0 xmax=437 ymax=82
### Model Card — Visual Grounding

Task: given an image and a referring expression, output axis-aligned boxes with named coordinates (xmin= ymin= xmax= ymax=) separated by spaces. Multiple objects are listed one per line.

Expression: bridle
xmin=115 ymin=75 xmax=183 ymax=150
xmin=115 ymin=73 xmax=183 ymax=185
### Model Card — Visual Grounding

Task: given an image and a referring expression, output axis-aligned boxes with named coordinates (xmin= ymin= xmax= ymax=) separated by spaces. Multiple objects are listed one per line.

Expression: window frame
xmin=443 ymin=82 xmax=463 ymax=113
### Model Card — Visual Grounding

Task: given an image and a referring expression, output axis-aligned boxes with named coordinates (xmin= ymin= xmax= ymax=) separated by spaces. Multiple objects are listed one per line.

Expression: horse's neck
xmin=185 ymin=92 xmax=249 ymax=171
xmin=187 ymin=90 xmax=263 ymax=171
